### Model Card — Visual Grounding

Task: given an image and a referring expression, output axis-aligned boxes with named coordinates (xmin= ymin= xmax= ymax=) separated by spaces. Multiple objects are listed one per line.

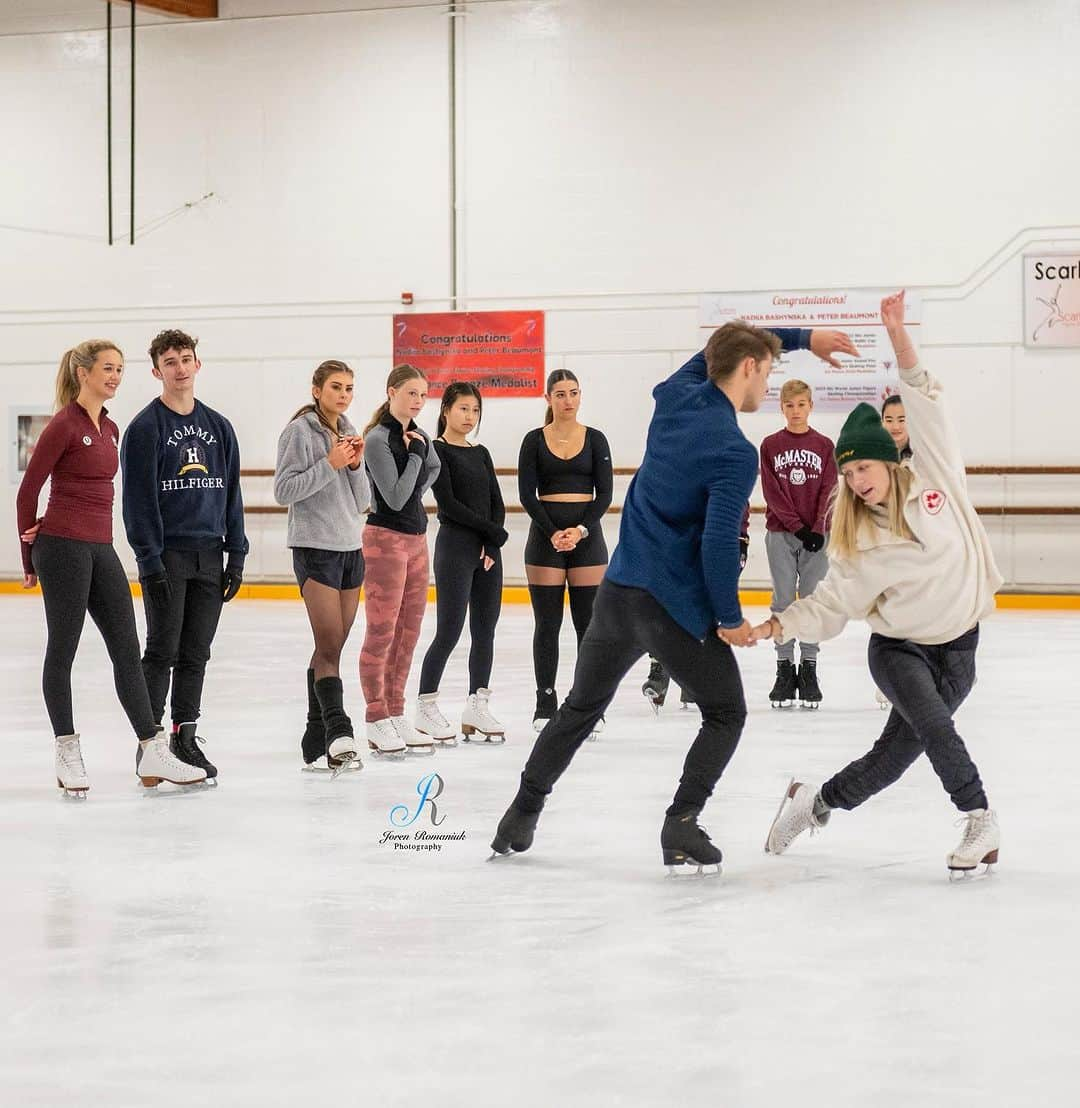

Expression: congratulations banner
xmin=698 ymin=289 xmax=922 ymax=411
xmin=392 ymin=311 xmax=545 ymax=397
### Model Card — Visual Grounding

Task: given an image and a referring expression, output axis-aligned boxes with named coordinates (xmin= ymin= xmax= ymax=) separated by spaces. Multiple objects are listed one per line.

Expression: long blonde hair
xmin=364 ymin=364 xmax=427 ymax=435
xmin=55 ymin=340 xmax=122 ymax=411
xmin=828 ymin=462 xmax=915 ymax=560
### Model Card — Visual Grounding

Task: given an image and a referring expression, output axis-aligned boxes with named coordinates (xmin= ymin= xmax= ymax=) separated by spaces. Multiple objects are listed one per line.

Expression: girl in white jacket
xmin=757 ymin=291 xmax=1002 ymax=879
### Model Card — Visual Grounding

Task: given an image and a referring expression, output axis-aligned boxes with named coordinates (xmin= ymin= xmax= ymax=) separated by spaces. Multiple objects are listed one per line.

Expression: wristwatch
xmin=577 ymin=524 xmax=590 ymax=539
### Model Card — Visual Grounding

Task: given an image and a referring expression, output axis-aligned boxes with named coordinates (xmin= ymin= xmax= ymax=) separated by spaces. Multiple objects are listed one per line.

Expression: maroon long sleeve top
xmin=759 ymin=426 xmax=838 ymax=534
xmin=16 ymin=402 xmax=120 ymax=574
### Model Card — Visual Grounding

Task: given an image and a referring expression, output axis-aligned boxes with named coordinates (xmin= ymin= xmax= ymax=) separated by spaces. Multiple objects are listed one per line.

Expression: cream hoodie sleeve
xmin=895 ymin=359 xmax=967 ymax=487
xmin=775 ymin=544 xmax=890 ymax=645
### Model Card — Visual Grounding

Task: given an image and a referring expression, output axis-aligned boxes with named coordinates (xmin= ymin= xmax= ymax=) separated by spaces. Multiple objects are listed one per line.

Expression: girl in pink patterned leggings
xmin=360 ymin=365 xmax=441 ymax=756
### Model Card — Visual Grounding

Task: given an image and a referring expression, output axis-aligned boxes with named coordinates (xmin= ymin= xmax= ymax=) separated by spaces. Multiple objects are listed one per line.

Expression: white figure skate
xmin=947 ymin=809 xmax=999 ymax=881
xmin=392 ymin=716 xmax=434 ymax=756
xmin=136 ymin=734 xmax=207 ymax=789
xmin=366 ymin=718 xmax=407 ymax=760
xmin=414 ymin=693 xmax=458 ymax=746
xmin=765 ymin=778 xmax=830 ymax=854
xmin=461 ymin=688 xmax=506 ymax=744
xmin=55 ymin=734 xmax=89 ymax=798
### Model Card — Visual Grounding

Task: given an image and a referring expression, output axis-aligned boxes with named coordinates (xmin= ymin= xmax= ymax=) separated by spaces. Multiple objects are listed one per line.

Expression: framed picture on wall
xmin=10 ymin=407 xmax=52 ymax=483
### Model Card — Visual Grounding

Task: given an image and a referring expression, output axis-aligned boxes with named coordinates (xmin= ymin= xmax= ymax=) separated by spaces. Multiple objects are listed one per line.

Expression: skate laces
xmin=954 ymin=811 xmax=988 ymax=848
xmin=426 ymin=704 xmax=450 ymax=729
xmin=58 ymin=740 xmax=85 ymax=774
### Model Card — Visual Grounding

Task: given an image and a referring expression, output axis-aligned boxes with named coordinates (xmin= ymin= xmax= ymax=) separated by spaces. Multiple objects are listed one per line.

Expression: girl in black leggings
xmin=518 ymin=369 xmax=613 ymax=732
xmin=16 ymin=340 xmax=206 ymax=794
xmin=416 ymin=383 xmax=509 ymax=744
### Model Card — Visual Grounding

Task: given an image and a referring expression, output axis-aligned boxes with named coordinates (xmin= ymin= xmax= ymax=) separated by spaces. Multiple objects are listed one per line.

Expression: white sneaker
xmin=462 ymin=688 xmax=506 ymax=743
xmin=414 ymin=693 xmax=457 ymax=742
xmin=947 ymin=808 xmax=999 ymax=878
xmin=136 ymin=734 xmax=207 ymax=787
xmin=55 ymin=734 xmax=89 ymax=795
xmin=392 ymin=716 xmax=434 ymax=754
xmin=367 ymin=718 xmax=406 ymax=757
xmin=765 ymin=779 xmax=829 ymax=855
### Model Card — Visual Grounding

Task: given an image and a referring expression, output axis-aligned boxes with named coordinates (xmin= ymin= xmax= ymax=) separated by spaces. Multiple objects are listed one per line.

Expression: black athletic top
xmin=431 ymin=439 xmax=508 ymax=547
xmin=517 ymin=426 xmax=613 ymax=538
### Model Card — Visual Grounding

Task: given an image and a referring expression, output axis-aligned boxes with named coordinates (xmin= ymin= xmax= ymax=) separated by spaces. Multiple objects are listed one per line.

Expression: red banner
xmin=392 ymin=311 xmax=545 ymax=397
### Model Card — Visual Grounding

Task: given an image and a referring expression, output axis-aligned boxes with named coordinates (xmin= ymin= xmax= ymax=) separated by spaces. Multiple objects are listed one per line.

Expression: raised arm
xmin=881 ymin=290 xmax=967 ymax=480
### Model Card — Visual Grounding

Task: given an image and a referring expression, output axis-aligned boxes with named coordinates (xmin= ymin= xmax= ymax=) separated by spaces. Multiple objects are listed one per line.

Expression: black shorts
xmin=524 ymin=502 xmax=609 ymax=569
xmin=292 ymin=547 xmax=365 ymax=591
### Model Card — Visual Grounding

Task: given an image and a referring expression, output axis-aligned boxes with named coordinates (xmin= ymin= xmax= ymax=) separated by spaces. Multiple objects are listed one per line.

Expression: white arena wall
xmin=1 ymin=0 xmax=1078 ymax=588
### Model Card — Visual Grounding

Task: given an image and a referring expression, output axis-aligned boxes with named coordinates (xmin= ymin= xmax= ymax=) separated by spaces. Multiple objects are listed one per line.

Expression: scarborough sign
xmin=1025 ymin=254 xmax=1080 ymax=348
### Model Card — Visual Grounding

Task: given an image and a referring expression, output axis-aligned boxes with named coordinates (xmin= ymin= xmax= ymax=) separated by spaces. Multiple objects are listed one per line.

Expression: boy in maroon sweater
xmin=759 ymin=379 xmax=837 ymax=708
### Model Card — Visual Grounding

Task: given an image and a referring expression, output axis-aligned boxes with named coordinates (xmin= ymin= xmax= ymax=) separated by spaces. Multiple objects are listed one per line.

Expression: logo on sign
xmin=921 ymin=489 xmax=946 ymax=515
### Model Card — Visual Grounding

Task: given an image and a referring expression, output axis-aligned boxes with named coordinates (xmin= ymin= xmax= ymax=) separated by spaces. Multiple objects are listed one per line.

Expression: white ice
xmin=1 ymin=595 xmax=1076 ymax=1107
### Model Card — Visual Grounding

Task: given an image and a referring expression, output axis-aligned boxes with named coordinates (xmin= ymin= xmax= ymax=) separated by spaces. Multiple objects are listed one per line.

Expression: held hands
xmin=327 ymin=438 xmax=360 ymax=471
xmin=716 ymin=620 xmax=756 ymax=647
xmin=403 ymin=430 xmax=427 ymax=456
xmin=749 ymin=616 xmax=781 ymax=644
xmin=345 ymin=435 xmax=365 ymax=469
xmin=809 ymin=329 xmax=860 ymax=368
xmin=550 ymin=528 xmax=580 ymax=552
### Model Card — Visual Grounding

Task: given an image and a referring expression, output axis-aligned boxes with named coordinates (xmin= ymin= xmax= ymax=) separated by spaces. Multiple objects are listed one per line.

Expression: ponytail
xmin=55 ymin=340 xmax=123 ymax=412
xmin=365 ymin=364 xmax=427 ymax=435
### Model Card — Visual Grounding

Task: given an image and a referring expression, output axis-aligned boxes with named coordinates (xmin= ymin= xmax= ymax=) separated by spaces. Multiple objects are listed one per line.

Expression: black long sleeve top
xmin=430 ymin=439 xmax=508 ymax=547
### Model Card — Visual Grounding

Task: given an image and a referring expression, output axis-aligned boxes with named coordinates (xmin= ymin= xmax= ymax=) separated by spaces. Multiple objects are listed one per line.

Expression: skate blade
xmin=405 ymin=745 xmax=436 ymax=757
xmin=665 ymin=861 xmax=723 ymax=878
xmin=367 ymin=746 xmax=407 ymax=761
xmin=303 ymin=758 xmax=362 ymax=775
xmin=799 ymin=702 xmax=821 ymax=710
xmin=769 ymin=700 xmax=795 ymax=710
xmin=431 ymin=736 xmax=459 ymax=748
xmin=463 ymin=733 xmax=506 ymax=745
xmin=764 ymin=776 xmax=798 ymax=853
xmin=330 ymin=754 xmax=364 ymax=779
xmin=59 ymin=788 xmax=90 ymax=800
xmin=948 ymin=863 xmax=996 ymax=883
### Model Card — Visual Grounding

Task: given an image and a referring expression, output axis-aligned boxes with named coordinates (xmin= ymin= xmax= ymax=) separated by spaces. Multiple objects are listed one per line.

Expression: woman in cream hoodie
xmin=758 ymin=291 xmax=1002 ymax=878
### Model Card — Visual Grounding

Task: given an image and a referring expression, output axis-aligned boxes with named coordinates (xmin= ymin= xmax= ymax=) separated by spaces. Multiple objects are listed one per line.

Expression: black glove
xmin=738 ymin=537 xmax=749 ymax=571
xmin=222 ymin=561 xmax=243 ymax=603
xmin=795 ymin=526 xmax=825 ymax=553
xmin=141 ymin=572 xmax=172 ymax=607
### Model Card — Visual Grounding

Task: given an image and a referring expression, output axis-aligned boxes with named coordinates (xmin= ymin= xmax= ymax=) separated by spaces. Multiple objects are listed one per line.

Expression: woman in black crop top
xmin=416 ymin=383 xmax=509 ymax=744
xmin=518 ymin=369 xmax=613 ymax=732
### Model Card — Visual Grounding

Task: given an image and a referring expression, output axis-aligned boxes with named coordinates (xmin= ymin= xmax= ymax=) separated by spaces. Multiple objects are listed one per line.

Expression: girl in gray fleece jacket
xmin=274 ymin=360 xmax=370 ymax=772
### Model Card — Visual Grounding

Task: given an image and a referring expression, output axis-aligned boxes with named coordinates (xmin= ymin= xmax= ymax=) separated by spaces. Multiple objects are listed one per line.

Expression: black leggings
xmin=821 ymin=626 xmax=987 ymax=813
xmin=32 ymin=533 xmax=157 ymax=740
xmin=528 ymin=583 xmax=598 ymax=692
xmin=419 ymin=525 xmax=503 ymax=695
xmin=515 ymin=580 xmax=747 ymax=815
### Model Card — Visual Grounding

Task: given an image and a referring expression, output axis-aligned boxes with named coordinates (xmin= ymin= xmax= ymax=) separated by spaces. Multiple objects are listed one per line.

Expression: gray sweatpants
xmin=766 ymin=530 xmax=830 ymax=663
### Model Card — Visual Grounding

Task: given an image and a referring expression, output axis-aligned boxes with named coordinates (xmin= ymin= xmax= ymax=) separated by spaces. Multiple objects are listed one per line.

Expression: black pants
xmin=419 ymin=525 xmax=503 ymax=695
xmin=142 ymin=547 xmax=225 ymax=725
xmin=821 ymin=626 xmax=987 ymax=813
xmin=31 ymin=534 xmax=157 ymax=740
xmin=515 ymin=580 xmax=747 ymax=815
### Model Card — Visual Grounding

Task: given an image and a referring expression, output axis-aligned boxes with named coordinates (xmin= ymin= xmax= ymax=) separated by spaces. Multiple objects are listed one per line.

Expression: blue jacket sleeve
xmin=222 ymin=420 xmax=248 ymax=568
xmin=120 ymin=414 xmax=166 ymax=578
xmin=702 ymin=443 xmax=759 ymax=629
xmin=662 ymin=330 xmax=810 ymax=393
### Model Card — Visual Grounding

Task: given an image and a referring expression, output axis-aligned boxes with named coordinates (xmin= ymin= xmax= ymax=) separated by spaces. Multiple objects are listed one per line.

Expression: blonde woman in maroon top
xmin=17 ymin=340 xmax=206 ymax=794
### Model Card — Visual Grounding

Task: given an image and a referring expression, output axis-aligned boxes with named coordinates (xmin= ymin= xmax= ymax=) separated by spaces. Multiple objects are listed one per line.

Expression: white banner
xmin=1024 ymin=254 xmax=1080 ymax=347
xmin=698 ymin=289 xmax=922 ymax=411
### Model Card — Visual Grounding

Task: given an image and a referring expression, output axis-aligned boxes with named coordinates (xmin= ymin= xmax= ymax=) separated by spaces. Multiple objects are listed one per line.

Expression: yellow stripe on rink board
xmin=2 ymin=579 xmax=1080 ymax=610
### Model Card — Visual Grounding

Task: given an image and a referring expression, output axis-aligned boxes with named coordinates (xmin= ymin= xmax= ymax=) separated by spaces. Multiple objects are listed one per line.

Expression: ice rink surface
xmin=1 ymin=594 xmax=1076 ymax=1107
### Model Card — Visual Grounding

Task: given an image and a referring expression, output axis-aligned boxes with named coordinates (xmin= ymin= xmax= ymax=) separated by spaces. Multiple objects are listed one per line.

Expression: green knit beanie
xmin=835 ymin=403 xmax=900 ymax=466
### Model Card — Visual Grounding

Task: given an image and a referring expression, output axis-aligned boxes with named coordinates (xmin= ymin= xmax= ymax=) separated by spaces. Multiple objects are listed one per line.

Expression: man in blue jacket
xmin=121 ymin=329 xmax=248 ymax=782
xmin=490 ymin=321 xmax=857 ymax=871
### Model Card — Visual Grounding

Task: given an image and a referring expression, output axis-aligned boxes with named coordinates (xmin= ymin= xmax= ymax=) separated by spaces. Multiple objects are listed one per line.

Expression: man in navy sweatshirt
xmin=121 ymin=329 xmax=248 ymax=781
xmin=491 ymin=321 xmax=858 ymax=871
